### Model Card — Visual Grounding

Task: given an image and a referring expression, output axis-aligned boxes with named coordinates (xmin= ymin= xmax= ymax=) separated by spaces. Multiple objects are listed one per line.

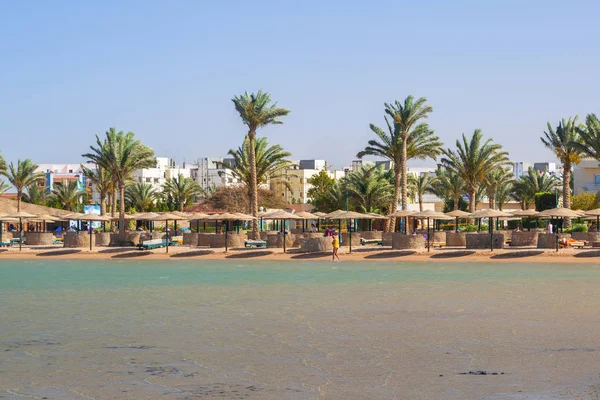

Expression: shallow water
xmin=1 ymin=260 xmax=600 ymax=399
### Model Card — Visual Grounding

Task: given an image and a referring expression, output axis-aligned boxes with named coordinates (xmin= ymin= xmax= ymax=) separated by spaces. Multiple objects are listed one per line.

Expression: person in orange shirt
xmin=332 ymin=231 xmax=340 ymax=261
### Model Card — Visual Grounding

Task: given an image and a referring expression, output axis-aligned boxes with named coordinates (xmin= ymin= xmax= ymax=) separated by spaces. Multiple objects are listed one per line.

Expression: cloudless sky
xmin=1 ymin=0 xmax=599 ymax=169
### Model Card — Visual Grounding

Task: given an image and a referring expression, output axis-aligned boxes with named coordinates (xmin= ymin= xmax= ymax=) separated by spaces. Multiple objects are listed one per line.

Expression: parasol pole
xmin=166 ymin=219 xmax=170 ymax=253
xmin=427 ymin=217 xmax=430 ymax=252
xmin=225 ymin=220 xmax=228 ymax=253
xmin=19 ymin=217 xmax=23 ymax=251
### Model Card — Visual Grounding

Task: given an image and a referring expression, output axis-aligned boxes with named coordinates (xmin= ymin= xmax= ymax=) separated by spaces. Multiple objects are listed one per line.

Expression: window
xmin=68 ymin=169 xmax=73 ymax=173
xmin=595 ymin=174 xmax=600 ymax=186
xmin=138 ymin=177 xmax=142 ymax=182
xmin=146 ymin=178 xmax=151 ymax=183
xmin=154 ymin=178 xmax=159 ymax=183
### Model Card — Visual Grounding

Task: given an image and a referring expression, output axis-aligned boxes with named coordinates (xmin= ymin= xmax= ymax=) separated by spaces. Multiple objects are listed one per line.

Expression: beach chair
xmin=170 ymin=235 xmax=183 ymax=245
xmin=245 ymin=240 xmax=267 ymax=248
xmin=137 ymin=238 xmax=166 ymax=250
xmin=568 ymin=239 xmax=587 ymax=249
xmin=360 ymin=238 xmax=383 ymax=246
xmin=10 ymin=237 xmax=23 ymax=245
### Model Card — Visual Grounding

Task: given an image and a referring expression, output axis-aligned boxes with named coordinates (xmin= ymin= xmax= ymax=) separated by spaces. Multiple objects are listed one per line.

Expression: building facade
xmin=573 ymin=158 xmax=600 ymax=195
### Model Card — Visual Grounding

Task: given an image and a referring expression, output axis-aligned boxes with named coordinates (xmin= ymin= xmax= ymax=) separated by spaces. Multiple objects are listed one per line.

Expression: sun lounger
xmin=137 ymin=238 xmax=168 ymax=250
xmin=432 ymin=242 xmax=446 ymax=248
xmin=569 ymin=239 xmax=587 ymax=249
xmin=10 ymin=237 xmax=23 ymax=244
xmin=360 ymin=238 xmax=383 ymax=246
xmin=245 ymin=240 xmax=267 ymax=248
xmin=0 ymin=241 xmax=13 ymax=247
xmin=170 ymin=236 xmax=183 ymax=245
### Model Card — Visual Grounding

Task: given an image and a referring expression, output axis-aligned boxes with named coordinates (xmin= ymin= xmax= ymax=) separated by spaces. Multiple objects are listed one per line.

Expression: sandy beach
xmin=1 ymin=244 xmax=600 ymax=263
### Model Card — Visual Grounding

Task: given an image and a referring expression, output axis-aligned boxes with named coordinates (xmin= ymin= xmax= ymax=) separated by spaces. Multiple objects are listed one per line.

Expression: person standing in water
xmin=332 ymin=231 xmax=340 ymax=261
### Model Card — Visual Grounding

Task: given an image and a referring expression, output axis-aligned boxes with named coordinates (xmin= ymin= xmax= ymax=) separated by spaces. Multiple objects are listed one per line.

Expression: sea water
xmin=1 ymin=260 xmax=600 ymax=399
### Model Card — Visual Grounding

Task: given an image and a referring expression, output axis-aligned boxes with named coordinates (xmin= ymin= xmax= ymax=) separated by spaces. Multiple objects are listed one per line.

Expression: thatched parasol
xmin=150 ymin=213 xmax=186 ymax=253
xmin=537 ymin=207 xmax=581 ymax=218
xmin=295 ymin=211 xmax=319 ymax=220
xmin=4 ymin=211 xmax=38 ymax=251
xmin=584 ymin=208 xmax=600 ymax=230
xmin=408 ymin=210 xmax=452 ymax=252
xmin=324 ymin=209 xmax=346 ymax=219
xmin=313 ymin=212 xmax=327 ymax=218
xmin=261 ymin=211 xmax=302 ymax=253
xmin=444 ymin=210 xmax=471 ymax=233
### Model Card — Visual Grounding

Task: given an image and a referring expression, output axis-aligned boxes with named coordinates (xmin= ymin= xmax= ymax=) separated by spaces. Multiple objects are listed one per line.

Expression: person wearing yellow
xmin=332 ymin=231 xmax=340 ymax=261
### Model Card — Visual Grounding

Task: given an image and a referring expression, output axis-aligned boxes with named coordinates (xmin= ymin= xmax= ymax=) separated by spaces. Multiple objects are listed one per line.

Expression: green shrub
xmin=534 ymin=192 xmax=557 ymax=211
xmin=565 ymin=224 xmax=588 ymax=233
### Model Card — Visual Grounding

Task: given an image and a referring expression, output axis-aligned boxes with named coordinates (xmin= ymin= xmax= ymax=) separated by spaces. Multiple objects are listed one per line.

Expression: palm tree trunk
xmin=418 ymin=194 xmax=423 ymax=212
xmin=248 ymin=131 xmax=259 ymax=239
xmin=119 ymin=183 xmax=126 ymax=238
xmin=100 ymin=193 xmax=106 ymax=216
xmin=453 ymin=194 xmax=459 ymax=211
xmin=400 ymin=138 xmax=408 ymax=211
xmin=468 ymin=186 xmax=476 ymax=213
xmin=563 ymin=163 xmax=572 ymax=228
xmin=17 ymin=191 xmax=22 ymax=212
xmin=388 ymin=165 xmax=402 ymax=232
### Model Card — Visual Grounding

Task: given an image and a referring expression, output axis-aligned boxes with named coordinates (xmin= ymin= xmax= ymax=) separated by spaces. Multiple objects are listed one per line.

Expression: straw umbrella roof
xmin=573 ymin=209 xmax=586 ymax=216
xmin=324 ymin=209 xmax=346 ymax=219
xmin=205 ymin=212 xmax=251 ymax=221
xmin=3 ymin=211 xmax=38 ymax=219
xmin=510 ymin=209 xmax=540 ymax=217
xmin=537 ymin=207 xmax=581 ymax=218
xmin=78 ymin=214 xmax=111 ymax=222
xmin=134 ymin=212 xmax=160 ymax=220
xmin=313 ymin=212 xmax=327 ymax=218
xmin=366 ymin=212 xmax=388 ymax=219
xmin=187 ymin=212 xmax=209 ymax=220
xmin=152 ymin=212 xmax=184 ymax=221
xmin=262 ymin=210 xmax=302 ymax=220
xmin=109 ymin=213 xmax=134 ymax=221
xmin=0 ymin=214 xmax=19 ymax=222
xmin=389 ymin=210 xmax=415 ymax=218
xmin=171 ymin=211 xmax=191 ymax=218
xmin=334 ymin=211 xmax=373 ymax=220
xmin=35 ymin=214 xmax=60 ymax=221
xmin=294 ymin=211 xmax=319 ymax=220
xmin=409 ymin=210 xmax=453 ymax=219
xmin=470 ymin=209 xmax=512 ymax=218
xmin=445 ymin=210 xmax=471 ymax=218
xmin=233 ymin=212 xmax=257 ymax=220
xmin=584 ymin=208 xmax=600 ymax=217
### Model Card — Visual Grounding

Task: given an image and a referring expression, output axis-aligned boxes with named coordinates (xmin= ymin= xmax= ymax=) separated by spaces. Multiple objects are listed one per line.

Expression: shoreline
xmin=1 ymin=245 xmax=599 ymax=263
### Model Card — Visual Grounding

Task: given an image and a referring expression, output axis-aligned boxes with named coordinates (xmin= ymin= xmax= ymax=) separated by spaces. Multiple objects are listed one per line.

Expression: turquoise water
xmin=1 ymin=259 xmax=599 ymax=291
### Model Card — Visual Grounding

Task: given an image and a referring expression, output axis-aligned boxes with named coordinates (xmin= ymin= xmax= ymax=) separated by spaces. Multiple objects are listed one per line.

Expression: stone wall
xmin=95 ymin=232 xmax=112 ymax=246
xmin=209 ymin=233 xmax=246 ymax=248
xmin=571 ymin=232 xmax=600 ymax=243
xmin=445 ymin=232 xmax=466 ymax=247
xmin=465 ymin=233 xmax=505 ymax=249
xmin=300 ymin=237 xmax=333 ymax=253
xmin=382 ymin=232 xmax=393 ymax=246
xmin=1 ymin=231 xmax=15 ymax=241
xmin=198 ymin=233 xmax=212 ymax=247
xmin=537 ymin=233 xmax=570 ymax=249
xmin=266 ymin=234 xmax=295 ymax=248
xmin=64 ymin=232 xmax=93 ymax=248
xmin=510 ymin=231 xmax=538 ymax=247
xmin=391 ymin=233 xmax=426 ymax=250
xmin=23 ymin=232 xmax=56 ymax=245
xmin=183 ymin=232 xmax=198 ymax=246
xmin=110 ymin=232 xmax=152 ymax=246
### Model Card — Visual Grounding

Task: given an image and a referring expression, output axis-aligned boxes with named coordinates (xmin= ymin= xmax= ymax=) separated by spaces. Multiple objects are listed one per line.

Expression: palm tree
xmin=541 ymin=117 xmax=583 ymax=226
xmin=358 ymin=98 xmax=440 ymax=229
xmin=50 ymin=180 xmax=87 ymax=211
xmin=0 ymin=154 xmax=6 ymax=176
xmin=232 ymin=91 xmax=290 ymax=237
xmin=495 ymin=181 xmax=513 ymax=211
xmin=428 ymin=167 xmax=466 ymax=211
xmin=162 ymin=174 xmax=203 ymax=212
xmin=512 ymin=167 xmax=560 ymax=210
xmin=126 ymin=182 xmax=158 ymax=212
xmin=484 ymin=167 xmax=514 ymax=209
xmin=573 ymin=114 xmax=600 ymax=161
xmin=0 ymin=180 xmax=10 ymax=195
xmin=83 ymin=129 xmax=155 ymax=237
xmin=412 ymin=172 xmax=436 ymax=212
xmin=22 ymin=183 xmax=48 ymax=205
xmin=441 ymin=130 xmax=511 ymax=212
xmin=2 ymin=159 xmax=44 ymax=211
xmin=227 ymin=136 xmax=293 ymax=204
xmin=82 ymin=164 xmax=112 ymax=216
xmin=346 ymin=165 xmax=393 ymax=213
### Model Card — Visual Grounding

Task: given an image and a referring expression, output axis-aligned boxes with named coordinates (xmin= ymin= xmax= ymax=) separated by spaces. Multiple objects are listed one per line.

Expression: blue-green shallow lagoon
xmin=1 ymin=260 xmax=600 ymax=399
xmin=2 ymin=259 xmax=600 ymax=291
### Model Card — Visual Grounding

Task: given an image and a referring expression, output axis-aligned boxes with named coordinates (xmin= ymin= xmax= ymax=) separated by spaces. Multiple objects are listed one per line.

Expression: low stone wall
xmin=64 ymin=232 xmax=93 ymax=248
xmin=151 ymin=232 xmax=167 ymax=240
xmin=24 ymin=232 xmax=56 ymax=246
xmin=537 ymin=233 xmax=570 ymax=249
xmin=183 ymin=232 xmax=198 ymax=246
xmin=197 ymin=233 xmax=212 ymax=246
xmin=209 ymin=233 xmax=246 ymax=248
xmin=446 ymin=232 xmax=466 ymax=247
xmin=571 ymin=232 xmax=600 ymax=243
xmin=110 ymin=232 xmax=151 ymax=246
xmin=95 ymin=232 xmax=111 ymax=246
xmin=300 ymin=237 xmax=333 ymax=253
xmin=511 ymin=231 xmax=538 ymax=247
xmin=291 ymin=232 xmax=323 ymax=247
xmin=382 ymin=232 xmax=393 ymax=246
xmin=266 ymin=234 xmax=295 ymax=248
xmin=0 ymin=231 xmax=15 ymax=241
xmin=391 ymin=233 xmax=426 ymax=250
xmin=466 ymin=233 xmax=505 ymax=249
xmin=359 ymin=231 xmax=383 ymax=240
xmin=259 ymin=231 xmax=279 ymax=241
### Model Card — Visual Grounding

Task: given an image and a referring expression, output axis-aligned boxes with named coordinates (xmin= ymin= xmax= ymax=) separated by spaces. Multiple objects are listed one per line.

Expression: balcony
xmin=582 ymin=184 xmax=600 ymax=192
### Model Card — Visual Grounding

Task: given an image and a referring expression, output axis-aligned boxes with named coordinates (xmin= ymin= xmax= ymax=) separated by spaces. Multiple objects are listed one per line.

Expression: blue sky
xmin=1 ymin=0 xmax=599 ymax=169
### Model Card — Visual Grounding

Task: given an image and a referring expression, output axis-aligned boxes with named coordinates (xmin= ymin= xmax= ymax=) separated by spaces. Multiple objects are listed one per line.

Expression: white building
xmin=188 ymin=157 xmax=244 ymax=192
xmin=274 ymin=160 xmax=348 ymax=203
xmin=513 ymin=161 xmax=532 ymax=178
xmin=132 ymin=157 xmax=191 ymax=194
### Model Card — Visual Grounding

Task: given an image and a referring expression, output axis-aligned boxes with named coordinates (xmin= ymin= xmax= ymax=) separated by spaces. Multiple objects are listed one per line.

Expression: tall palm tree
xmin=495 ymin=181 xmax=513 ymax=211
xmin=512 ymin=167 xmax=560 ymax=210
xmin=346 ymin=165 xmax=393 ymax=213
xmin=2 ymin=159 xmax=44 ymax=211
xmin=413 ymin=172 xmax=437 ymax=212
xmin=541 ymin=117 xmax=583 ymax=226
xmin=428 ymin=167 xmax=466 ymax=211
xmin=50 ymin=180 xmax=87 ymax=211
xmin=83 ymin=129 xmax=155 ymax=237
xmin=22 ymin=183 xmax=48 ymax=205
xmin=484 ymin=167 xmax=514 ymax=209
xmin=573 ymin=114 xmax=600 ymax=161
xmin=227 ymin=136 xmax=293 ymax=204
xmin=0 ymin=154 xmax=6 ymax=176
xmin=440 ymin=130 xmax=511 ymax=212
xmin=358 ymin=99 xmax=440 ymax=229
xmin=232 ymin=91 xmax=290 ymax=237
xmin=126 ymin=182 xmax=158 ymax=212
xmin=162 ymin=174 xmax=203 ymax=212
xmin=82 ymin=164 xmax=112 ymax=216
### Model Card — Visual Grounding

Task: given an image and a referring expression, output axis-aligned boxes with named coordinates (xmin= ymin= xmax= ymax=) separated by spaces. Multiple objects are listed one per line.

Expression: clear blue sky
xmin=1 ymin=0 xmax=599 ymax=169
